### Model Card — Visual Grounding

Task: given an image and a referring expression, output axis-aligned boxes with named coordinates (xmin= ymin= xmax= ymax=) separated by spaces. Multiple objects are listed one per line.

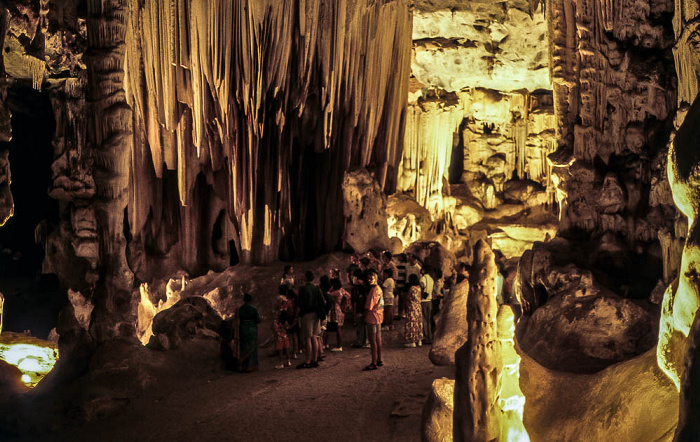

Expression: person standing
xmin=364 ymin=270 xmax=384 ymax=370
xmin=351 ymin=270 xmax=369 ymax=348
xmin=403 ymin=274 xmax=423 ymax=347
xmin=380 ymin=251 xmax=397 ymax=280
xmin=395 ymin=253 xmax=408 ymax=319
xmin=420 ymin=266 xmax=434 ymax=345
xmin=329 ymin=278 xmax=351 ymax=351
xmin=281 ymin=265 xmax=295 ymax=291
xmin=381 ymin=268 xmax=395 ymax=331
xmin=238 ymin=293 xmax=261 ymax=372
xmin=297 ymin=270 xmax=324 ymax=369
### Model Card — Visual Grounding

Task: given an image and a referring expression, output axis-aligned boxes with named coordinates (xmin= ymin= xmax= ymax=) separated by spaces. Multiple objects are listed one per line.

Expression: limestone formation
xmin=386 ymin=193 xmax=433 ymax=248
xmin=430 ymin=281 xmax=469 ymax=366
xmin=150 ymin=297 xmax=223 ymax=351
xmin=659 ymin=93 xmax=700 ymax=389
xmin=453 ymin=240 xmax=501 ymax=442
xmin=85 ymin=0 xmax=135 ymax=342
xmin=676 ymin=309 xmax=700 ymax=441
xmin=342 ymin=170 xmax=392 ymax=254
xmin=421 ymin=377 xmax=455 ymax=442
xmin=123 ymin=0 xmax=412 ymax=266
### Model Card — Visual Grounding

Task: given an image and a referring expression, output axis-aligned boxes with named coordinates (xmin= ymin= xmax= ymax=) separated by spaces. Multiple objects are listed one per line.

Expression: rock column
xmin=85 ymin=0 xmax=135 ymax=341
xmin=454 ymin=239 xmax=501 ymax=442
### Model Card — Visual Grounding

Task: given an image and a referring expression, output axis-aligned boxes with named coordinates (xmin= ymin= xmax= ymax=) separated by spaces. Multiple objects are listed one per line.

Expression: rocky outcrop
xmin=453 ymin=240 xmax=501 ymax=442
xmin=149 ymin=297 xmax=222 ymax=351
xmin=342 ymin=170 xmax=392 ymax=254
xmin=421 ymin=377 xmax=455 ymax=442
xmin=430 ymin=281 xmax=468 ymax=366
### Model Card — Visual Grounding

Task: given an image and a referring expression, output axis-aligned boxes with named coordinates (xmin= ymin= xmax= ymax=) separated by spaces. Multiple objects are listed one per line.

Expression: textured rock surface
xmin=412 ymin=1 xmax=549 ymax=93
xmin=520 ymin=293 xmax=657 ymax=373
xmin=430 ymin=281 xmax=469 ymax=366
xmin=387 ymin=193 xmax=433 ymax=248
xmin=421 ymin=377 xmax=455 ymax=442
xmin=453 ymin=240 xmax=501 ymax=442
xmin=520 ymin=348 xmax=677 ymax=441
xmin=676 ymin=309 xmax=700 ymax=440
xmin=342 ymin=170 xmax=392 ymax=254
xmin=150 ymin=297 xmax=223 ymax=351
xmin=546 ymin=0 xmax=679 ymax=277
xmin=659 ymin=93 xmax=700 ymax=389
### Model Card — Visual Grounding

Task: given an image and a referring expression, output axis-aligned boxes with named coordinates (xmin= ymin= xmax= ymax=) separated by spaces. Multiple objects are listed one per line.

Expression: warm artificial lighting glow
xmin=0 ymin=334 xmax=59 ymax=388
xmin=498 ymin=306 xmax=529 ymax=442
xmin=137 ymin=277 xmax=185 ymax=345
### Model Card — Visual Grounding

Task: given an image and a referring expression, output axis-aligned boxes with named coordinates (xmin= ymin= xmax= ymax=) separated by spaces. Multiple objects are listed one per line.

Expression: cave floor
xmin=7 ymin=325 xmax=452 ymax=442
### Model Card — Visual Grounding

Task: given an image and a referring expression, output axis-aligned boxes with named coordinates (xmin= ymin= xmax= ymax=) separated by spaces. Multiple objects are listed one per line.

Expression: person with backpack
xmin=364 ymin=269 xmax=384 ymax=370
xmin=297 ymin=270 xmax=324 ymax=369
xmin=328 ymin=278 xmax=351 ymax=351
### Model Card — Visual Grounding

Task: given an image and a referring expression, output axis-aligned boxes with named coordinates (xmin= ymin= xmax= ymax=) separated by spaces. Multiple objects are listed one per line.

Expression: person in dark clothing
xmin=297 ymin=270 xmax=324 ymax=368
xmin=238 ymin=293 xmax=261 ymax=372
xmin=351 ymin=269 xmax=369 ymax=348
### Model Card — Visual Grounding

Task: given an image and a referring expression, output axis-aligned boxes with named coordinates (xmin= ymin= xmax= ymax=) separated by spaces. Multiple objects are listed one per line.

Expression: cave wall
xmin=546 ymin=0 xmax=681 ymax=283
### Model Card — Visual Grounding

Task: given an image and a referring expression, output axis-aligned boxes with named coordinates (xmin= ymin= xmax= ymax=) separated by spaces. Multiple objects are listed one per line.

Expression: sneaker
xmin=310 ymin=361 xmax=320 ymax=368
xmin=363 ymin=364 xmax=378 ymax=371
xmin=404 ymin=342 xmax=416 ymax=348
xmin=285 ymin=360 xmax=292 ymax=366
xmin=362 ymin=343 xmax=371 ymax=349
xmin=275 ymin=364 xmax=285 ymax=369
xmin=331 ymin=347 xmax=343 ymax=352
xmin=416 ymin=341 xmax=422 ymax=347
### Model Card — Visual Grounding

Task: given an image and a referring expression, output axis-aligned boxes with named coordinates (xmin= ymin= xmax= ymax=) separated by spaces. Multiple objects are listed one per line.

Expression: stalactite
xmin=398 ymin=95 xmax=464 ymax=216
xmin=124 ymin=0 xmax=412 ymax=265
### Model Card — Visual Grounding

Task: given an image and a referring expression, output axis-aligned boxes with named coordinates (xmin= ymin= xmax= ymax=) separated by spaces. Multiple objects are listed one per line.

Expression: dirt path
xmin=41 ymin=327 xmax=452 ymax=442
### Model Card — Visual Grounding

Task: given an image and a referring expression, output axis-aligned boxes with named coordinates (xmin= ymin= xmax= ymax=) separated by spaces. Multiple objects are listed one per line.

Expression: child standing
xmin=272 ymin=310 xmax=291 ymax=369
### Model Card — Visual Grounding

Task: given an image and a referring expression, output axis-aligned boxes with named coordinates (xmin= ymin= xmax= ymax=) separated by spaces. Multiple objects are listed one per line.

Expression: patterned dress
xmin=403 ymin=285 xmax=424 ymax=343
xmin=330 ymin=288 xmax=351 ymax=326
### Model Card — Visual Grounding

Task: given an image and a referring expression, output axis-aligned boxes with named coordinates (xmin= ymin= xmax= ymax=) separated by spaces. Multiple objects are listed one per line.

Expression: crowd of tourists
xmin=230 ymin=250 xmax=515 ymax=373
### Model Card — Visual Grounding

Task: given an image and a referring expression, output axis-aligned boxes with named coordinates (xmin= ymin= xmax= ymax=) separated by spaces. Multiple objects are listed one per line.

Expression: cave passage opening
xmin=0 ymin=84 xmax=65 ymax=339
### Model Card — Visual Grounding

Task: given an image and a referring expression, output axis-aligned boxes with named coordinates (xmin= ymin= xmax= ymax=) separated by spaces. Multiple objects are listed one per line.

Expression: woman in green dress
xmin=238 ymin=293 xmax=261 ymax=372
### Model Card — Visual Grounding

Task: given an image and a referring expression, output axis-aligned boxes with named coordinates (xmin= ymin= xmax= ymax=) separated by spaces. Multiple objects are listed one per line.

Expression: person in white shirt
xmin=419 ymin=266 xmax=434 ymax=344
xmin=381 ymin=268 xmax=395 ymax=330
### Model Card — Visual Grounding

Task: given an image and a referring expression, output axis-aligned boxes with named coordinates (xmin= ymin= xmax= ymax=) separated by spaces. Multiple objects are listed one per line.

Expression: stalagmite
xmin=454 ymin=239 xmax=501 ymax=442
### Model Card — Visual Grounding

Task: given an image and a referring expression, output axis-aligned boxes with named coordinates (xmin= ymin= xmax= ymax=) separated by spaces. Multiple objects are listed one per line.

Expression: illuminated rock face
xmin=412 ymin=1 xmax=549 ymax=93
xmin=659 ymin=94 xmax=700 ymax=390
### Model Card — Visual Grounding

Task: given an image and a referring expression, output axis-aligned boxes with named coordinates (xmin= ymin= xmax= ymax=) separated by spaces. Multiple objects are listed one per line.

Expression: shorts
xmin=326 ymin=321 xmax=339 ymax=333
xmin=366 ymin=323 xmax=381 ymax=334
xmin=301 ymin=313 xmax=321 ymax=338
xmin=275 ymin=335 xmax=290 ymax=351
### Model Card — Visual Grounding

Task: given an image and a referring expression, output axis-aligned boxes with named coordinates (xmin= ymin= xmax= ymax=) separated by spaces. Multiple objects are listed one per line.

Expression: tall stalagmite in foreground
xmin=85 ymin=0 xmax=134 ymax=340
xmin=453 ymin=240 xmax=501 ymax=442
